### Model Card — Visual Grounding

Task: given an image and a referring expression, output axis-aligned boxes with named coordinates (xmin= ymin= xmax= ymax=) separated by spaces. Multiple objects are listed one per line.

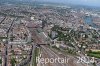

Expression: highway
xmin=30 ymin=44 xmax=36 ymax=66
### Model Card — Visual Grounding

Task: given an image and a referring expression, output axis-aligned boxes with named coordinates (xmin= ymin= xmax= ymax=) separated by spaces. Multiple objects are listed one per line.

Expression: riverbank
xmin=93 ymin=17 xmax=100 ymax=27
xmin=84 ymin=16 xmax=100 ymax=28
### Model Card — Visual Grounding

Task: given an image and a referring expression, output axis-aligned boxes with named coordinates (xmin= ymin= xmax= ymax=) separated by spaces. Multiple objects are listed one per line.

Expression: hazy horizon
xmin=1 ymin=0 xmax=100 ymax=7
xmin=36 ymin=0 xmax=100 ymax=7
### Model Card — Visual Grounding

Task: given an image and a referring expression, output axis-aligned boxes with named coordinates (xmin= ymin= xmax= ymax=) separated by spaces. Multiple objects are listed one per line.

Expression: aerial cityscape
xmin=0 ymin=0 xmax=100 ymax=66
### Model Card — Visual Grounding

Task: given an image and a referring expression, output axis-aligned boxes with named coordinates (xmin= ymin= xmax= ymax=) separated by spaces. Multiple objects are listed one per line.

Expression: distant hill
xmin=0 ymin=0 xmax=34 ymax=3
xmin=0 ymin=0 xmax=35 ymax=5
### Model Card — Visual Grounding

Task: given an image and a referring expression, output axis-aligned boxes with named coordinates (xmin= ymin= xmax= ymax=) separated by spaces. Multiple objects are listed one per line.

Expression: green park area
xmin=87 ymin=50 xmax=100 ymax=58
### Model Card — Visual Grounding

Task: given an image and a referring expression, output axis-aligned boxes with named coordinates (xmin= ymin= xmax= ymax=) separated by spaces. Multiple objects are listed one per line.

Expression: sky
xmin=36 ymin=0 xmax=100 ymax=7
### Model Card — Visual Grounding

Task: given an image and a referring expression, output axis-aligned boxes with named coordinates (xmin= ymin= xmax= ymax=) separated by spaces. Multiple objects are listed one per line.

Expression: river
xmin=84 ymin=16 xmax=100 ymax=28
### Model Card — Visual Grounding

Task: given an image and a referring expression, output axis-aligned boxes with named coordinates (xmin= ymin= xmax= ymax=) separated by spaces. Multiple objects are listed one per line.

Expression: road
xmin=30 ymin=43 xmax=36 ymax=66
xmin=4 ymin=17 xmax=17 ymax=66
